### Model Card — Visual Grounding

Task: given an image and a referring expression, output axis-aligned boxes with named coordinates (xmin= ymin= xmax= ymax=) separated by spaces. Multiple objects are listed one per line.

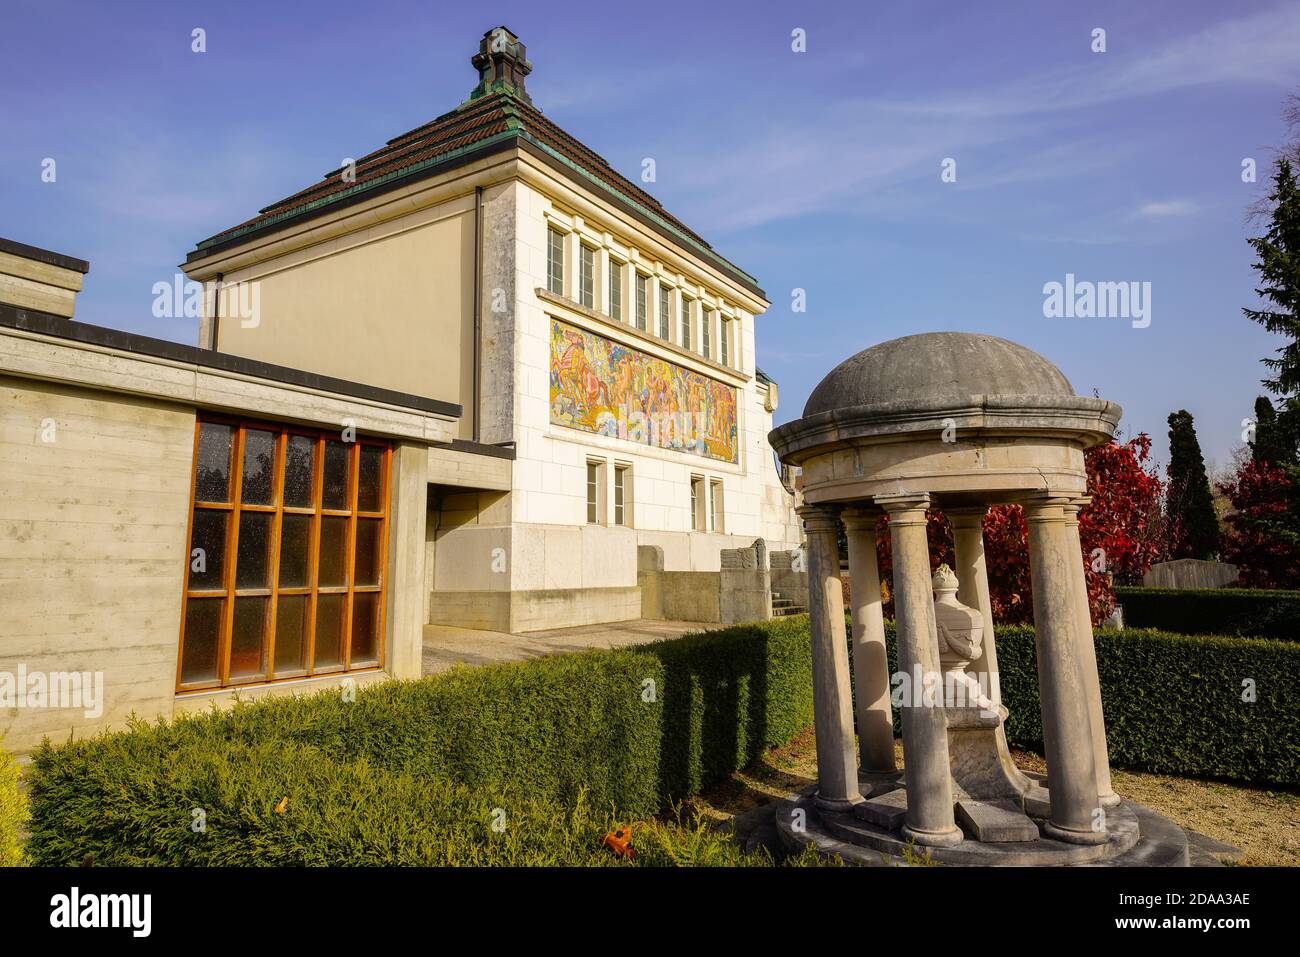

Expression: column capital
xmin=841 ymin=505 xmax=881 ymax=531
xmin=875 ymin=491 xmax=930 ymax=523
xmin=1022 ymin=491 xmax=1072 ymax=522
xmin=945 ymin=505 xmax=989 ymax=528
xmin=797 ymin=503 xmax=842 ymax=533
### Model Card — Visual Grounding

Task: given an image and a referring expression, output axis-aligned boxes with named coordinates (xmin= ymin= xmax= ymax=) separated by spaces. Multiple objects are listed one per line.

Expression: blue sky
xmin=3 ymin=0 xmax=1298 ymax=472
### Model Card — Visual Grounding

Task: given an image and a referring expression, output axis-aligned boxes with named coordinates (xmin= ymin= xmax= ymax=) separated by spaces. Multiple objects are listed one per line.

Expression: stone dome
xmin=803 ymin=332 xmax=1075 ymax=417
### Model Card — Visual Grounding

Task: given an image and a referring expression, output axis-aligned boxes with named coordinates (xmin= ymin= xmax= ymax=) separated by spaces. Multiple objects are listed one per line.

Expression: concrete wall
xmin=1142 ymin=559 xmax=1240 ymax=589
xmin=0 ymin=375 xmax=193 ymax=753
xmin=0 ymin=321 xmax=457 ymax=753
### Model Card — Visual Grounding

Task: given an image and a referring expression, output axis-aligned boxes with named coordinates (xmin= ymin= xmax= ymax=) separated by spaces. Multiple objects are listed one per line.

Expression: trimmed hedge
xmin=25 ymin=619 xmax=815 ymax=866
xmin=22 ymin=613 xmax=1297 ymax=865
xmin=0 ymin=744 xmax=24 ymax=866
xmin=862 ymin=621 xmax=1298 ymax=786
xmin=1115 ymin=586 xmax=1300 ymax=641
xmin=990 ymin=625 xmax=1298 ymax=785
xmin=25 ymin=736 xmax=828 ymax=867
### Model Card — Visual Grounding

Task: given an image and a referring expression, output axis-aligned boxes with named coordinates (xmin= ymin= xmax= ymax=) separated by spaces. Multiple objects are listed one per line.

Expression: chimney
xmin=468 ymin=26 xmax=533 ymax=105
xmin=0 ymin=237 xmax=90 ymax=319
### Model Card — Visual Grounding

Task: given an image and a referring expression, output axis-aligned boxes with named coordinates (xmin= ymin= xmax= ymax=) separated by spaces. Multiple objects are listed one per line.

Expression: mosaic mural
xmin=549 ymin=319 xmax=739 ymax=463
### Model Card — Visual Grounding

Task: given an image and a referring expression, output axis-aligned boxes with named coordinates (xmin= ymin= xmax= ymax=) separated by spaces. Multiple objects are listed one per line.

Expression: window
xmin=609 ymin=260 xmax=623 ymax=321
xmin=680 ymin=297 xmax=692 ymax=348
xmin=720 ymin=317 xmax=730 ymax=367
xmin=586 ymin=459 xmax=605 ymax=524
xmin=701 ymin=308 xmax=712 ymax=360
xmin=579 ymin=244 xmax=595 ymax=308
xmin=690 ymin=475 xmax=704 ymax=531
xmin=709 ymin=479 xmax=725 ymax=533
xmin=657 ymin=283 xmax=671 ymax=339
xmin=614 ymin=464 xmax=631 ymax=526
xmin=547 ymin=226 xmax=565 ymax=295
xmin=179 ymin=419 xmax=390 ymax=691
xmin=635 ymin=273 xmax=648 ymax=331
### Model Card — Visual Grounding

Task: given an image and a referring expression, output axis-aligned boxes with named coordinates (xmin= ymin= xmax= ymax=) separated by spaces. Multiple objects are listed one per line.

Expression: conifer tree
xmin=1165 ymin=410 xmax=1220 ymax=560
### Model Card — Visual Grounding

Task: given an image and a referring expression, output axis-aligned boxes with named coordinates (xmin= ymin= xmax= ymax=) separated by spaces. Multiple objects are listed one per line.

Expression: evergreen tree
xmin=1165 ymin=410 xmax=1220 ymax=559
xmin=1244 ymin=158 xmax=1300 ymax=438
xmin=1251 ymin=396 xmax=1297 ymax=466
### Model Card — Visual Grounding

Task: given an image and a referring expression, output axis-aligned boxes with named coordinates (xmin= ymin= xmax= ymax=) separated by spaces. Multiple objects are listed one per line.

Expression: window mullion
xmin=219 ymin=426 xmax=247 ymax=687
xmin=306 ymin=435 xmax=325 ymax=675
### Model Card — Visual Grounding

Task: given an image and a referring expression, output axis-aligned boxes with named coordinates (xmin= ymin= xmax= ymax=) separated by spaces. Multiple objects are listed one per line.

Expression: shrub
xmin=0 ymin=743 xmax=25 ymax=866
xmin=24 ymin=734 xmax=827 ymax=867
xmin=25 ymin=619 xmax=815 ymax=866
xmin=1115 ymin=586 xmax=1300 ymax=641
xmin=992 ymin=625 xmax=1298 ymax=785
xmin=862 ymin=620 xmax=1297 ymax=786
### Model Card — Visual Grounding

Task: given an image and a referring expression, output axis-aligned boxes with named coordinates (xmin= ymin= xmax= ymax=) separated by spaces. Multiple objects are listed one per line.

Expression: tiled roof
xmin=190 ymin=92 xmax=758 ymax=291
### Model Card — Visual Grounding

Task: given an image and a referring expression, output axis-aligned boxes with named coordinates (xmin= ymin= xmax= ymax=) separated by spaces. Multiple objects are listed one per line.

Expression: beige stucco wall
xmin=0 ymin=374 xmax=193 ymax=754
xmin=209 ymin=197 xmax=476 ymax=439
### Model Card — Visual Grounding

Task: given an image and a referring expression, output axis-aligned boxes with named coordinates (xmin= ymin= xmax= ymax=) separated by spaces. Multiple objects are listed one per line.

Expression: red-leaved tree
xmin=872 ymin=434 xmax=1163 ymax=625
xmin=1217 ymin=459 xmax=1300 ymax=588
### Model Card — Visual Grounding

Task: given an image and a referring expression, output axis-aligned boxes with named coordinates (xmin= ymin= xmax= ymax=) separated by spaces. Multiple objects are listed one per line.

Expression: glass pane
xmin=283 ymin=435 xmax=316 ymax=508
xmin=314 ymin=594 xmax=345 ymax=671
xmin=188 ymin=510 xmax=227 ymax=590
xmin=180 ymin=599 xmax=223 ymax=685
xmin=194 ymin=422 xmax=233 ymax=503
xmin=273 ymin=595 xmax=308 ymax=675
xmin=323 ymin=440 xmax=351 ymax=510
xmin=235 ymin=512 xmax=273 ymax=589
xmin=240 ymin=429 xmax=277 ymax=505
xmin=230 ymin=597 xmax=268 ymax=680
xmin=350 ymin=592 xmax=380 ymax=666
xmin=357 ymin=445 xmax=384 ymax=512
xmin=318 ymin=516 xmax=350 ymax=587
xmin=354 ymin=519 xmax=383 ymax=586
xmin=278 ymin=514 xmax=312 ymax=589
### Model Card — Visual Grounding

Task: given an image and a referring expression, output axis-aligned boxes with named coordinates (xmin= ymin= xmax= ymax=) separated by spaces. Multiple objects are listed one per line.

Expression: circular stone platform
xmin=774 ymin=786 xmax=1190 ymax=867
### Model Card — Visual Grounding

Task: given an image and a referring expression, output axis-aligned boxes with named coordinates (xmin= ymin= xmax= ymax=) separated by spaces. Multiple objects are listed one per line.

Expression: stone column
xmin=947 ymin=507 xmax=1000 ymax=707
xmin=1063 ymin=497 xmax=1119 ymax=807
xmin=1024 ymin=494 xmax=1106 ymax=844
xmin=878 ymin=493 xmax=962 ymax=847
xmin=843 ymin=508 xmax=896 ymax=773
xmin=797 ymin=504 xmax=862 ymax=810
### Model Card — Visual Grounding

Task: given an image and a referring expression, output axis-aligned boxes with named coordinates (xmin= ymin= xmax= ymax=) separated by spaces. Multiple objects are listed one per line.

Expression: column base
xmin=1100 ymin=791 xmax=1122 ymax=808
xmin=815 ymin=790 xmax=864 ymax=813
xmin=902 ymin=823 xmax=964 ymax=848
xmin=1042 ymin=821 xmax=1109 ymax=846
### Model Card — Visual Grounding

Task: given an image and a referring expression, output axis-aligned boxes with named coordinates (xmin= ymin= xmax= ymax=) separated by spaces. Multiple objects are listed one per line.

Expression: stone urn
xmin=932 ymin=564 xmax=983 ymax=676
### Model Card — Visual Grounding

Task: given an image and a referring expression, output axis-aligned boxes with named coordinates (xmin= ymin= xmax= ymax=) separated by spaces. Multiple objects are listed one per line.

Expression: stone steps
xmin=771 ymin=594 xmax=807 ymax=617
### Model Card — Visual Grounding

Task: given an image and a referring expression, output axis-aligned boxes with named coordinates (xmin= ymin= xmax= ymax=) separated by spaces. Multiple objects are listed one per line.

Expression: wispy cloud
xmin=1136 ymin=199 xmax=1198 ymax=218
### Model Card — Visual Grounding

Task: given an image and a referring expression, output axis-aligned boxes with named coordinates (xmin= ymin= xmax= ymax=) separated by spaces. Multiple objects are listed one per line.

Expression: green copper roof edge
xmin=517 ymin=133 xmax=761 ymax=289
xmin=193 ymin=125 xmax=763 ymax=298
xmin=194 ymin=129 xmax=521 ymax=250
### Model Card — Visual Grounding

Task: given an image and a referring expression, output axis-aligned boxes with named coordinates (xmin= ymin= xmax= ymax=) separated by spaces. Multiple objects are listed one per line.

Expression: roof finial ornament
xmin=469 ymin=26 xmax=533 ymax=106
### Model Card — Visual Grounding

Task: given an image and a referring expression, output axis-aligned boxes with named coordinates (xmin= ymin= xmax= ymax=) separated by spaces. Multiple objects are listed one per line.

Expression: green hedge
xmin=0 ymin=744 xmax=24 ymax=866
xmin=22 ymin=613 xmax=1297 ymax=865
xmin=25 ymin=736 xmax=828 ymax=867
xmin=1115 ymin=586 xmax=1300 ymax=641
xmin=862 ymin=621 xmax=1298 ymax=786
xmin=990 ymin=625 xmax=1298 ymax=785
xmin=25 ymin=619 xmax=815 ymax=866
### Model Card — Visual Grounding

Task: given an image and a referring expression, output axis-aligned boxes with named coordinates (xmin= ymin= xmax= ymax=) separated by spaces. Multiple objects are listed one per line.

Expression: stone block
xmin=853 ymin=788 xmax=909 ymax=830
xmin=956 ymin=799 xmax=1039 ymax=843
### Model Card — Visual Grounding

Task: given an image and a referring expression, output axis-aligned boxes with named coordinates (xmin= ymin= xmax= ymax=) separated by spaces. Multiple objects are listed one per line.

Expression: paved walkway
xmin=422 ymin=619 xmax=724 ymax=675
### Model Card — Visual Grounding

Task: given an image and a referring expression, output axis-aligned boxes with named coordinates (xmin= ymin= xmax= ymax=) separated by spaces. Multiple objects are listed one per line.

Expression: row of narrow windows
xmin=549 ymin=225 xmax=733 ymax=367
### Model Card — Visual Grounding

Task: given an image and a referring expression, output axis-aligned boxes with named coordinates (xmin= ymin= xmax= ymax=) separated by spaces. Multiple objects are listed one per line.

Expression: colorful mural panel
xmin=549 ymin=319 xmax=739 ymax=463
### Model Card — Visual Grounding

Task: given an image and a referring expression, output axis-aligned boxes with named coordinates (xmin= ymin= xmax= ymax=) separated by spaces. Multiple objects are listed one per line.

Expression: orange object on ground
xmin=602 ymin=826 xmax=636 ymax=859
